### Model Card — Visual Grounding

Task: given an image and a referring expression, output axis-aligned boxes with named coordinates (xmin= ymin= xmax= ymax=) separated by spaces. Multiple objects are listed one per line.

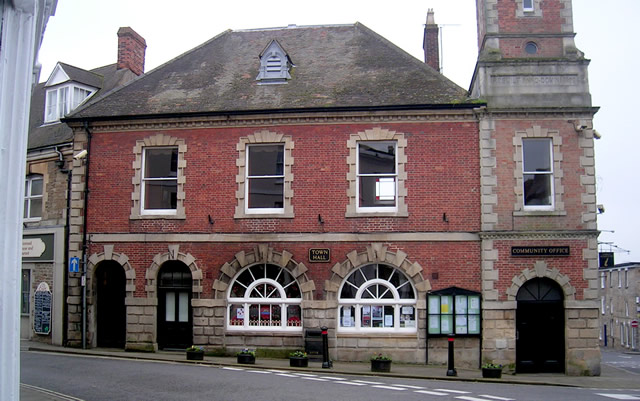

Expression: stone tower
xmin=471 ymin=0 xmax=601 ymax=376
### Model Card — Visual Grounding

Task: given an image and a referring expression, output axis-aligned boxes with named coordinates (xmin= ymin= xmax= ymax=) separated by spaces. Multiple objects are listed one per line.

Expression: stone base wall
xmin=481 ymin=302 xmax=516 ymax=370
xmin=427 ymin=337 xmax=480 ymax=368
xmin=565 ymin=301 xmax=601 ymax=376
xmin=125 ymin=297 xmax=157 ymax=351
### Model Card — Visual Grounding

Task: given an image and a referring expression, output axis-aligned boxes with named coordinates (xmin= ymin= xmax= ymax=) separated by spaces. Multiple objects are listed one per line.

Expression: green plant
xmin=481 ymin=362 xmax=502 ymax=369
xmin=370 ymin=353 xmax=391 ymax=361
xmin=236 ymin=348 xmax=256 ymax=357
xmin=186 ymin=345 xmax=204 ymax=352
xmin=289 ymin=350 xmax=308 ymax=358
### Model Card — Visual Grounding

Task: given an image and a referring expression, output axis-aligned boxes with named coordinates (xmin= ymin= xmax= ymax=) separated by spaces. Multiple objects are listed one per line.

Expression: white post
xmin=0 ymin=1 xmax=56 ymax=400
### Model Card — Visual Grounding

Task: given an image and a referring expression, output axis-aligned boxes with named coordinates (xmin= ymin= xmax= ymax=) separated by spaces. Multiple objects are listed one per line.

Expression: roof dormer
xmin=43 ymin=63 xmax=101 ymax=123
xmin=256 ymin=40 xmax=293 ymax=84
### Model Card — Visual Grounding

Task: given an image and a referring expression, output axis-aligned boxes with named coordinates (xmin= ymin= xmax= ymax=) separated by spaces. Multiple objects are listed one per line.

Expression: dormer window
xmin=44 ymin=84 xmax=94 ymax=123
xmin=256 ymin=40 xmax=292 ymax=84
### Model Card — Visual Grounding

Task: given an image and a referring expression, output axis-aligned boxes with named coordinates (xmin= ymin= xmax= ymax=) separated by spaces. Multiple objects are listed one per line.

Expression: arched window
xmin=227 ymin=263 xmax=302 ymax=331
xmin=338 ymin=263 xmax=416 ymax=332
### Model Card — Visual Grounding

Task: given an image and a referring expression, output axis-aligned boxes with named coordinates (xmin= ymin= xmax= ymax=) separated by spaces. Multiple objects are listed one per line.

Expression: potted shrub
xmin=289 ymin=350 xmax=309 ymax=367
xmin=481 ymin=362 xmax=503 ymax=378
xmin=236 ymin=348 xmax=256 ymax=364
xmin=186 ymin=345 xmax=205 ymax=361
xmin=370 ymin=353 xmax=392 ymax=372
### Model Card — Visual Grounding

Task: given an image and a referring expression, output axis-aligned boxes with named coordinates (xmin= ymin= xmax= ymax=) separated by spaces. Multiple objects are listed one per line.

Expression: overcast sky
xmin=37 ymin=0 xmax=638 ymax=264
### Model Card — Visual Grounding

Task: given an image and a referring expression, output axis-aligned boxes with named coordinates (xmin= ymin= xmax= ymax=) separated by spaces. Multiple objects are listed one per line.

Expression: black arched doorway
xmin=157 ymin=261 xmax=193 ymax=349
xmin=516 ymin=277 xmax=565 ymax=373
xmin=96 ymin=261 xmax=126 ymax=348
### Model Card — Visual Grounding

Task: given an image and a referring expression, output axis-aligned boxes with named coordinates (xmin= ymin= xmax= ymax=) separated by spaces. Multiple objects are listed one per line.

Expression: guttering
xmin=80 ymin=121 xmax=92 ymax=349
xmin=62 ymin=102 xmax=485 ymax=124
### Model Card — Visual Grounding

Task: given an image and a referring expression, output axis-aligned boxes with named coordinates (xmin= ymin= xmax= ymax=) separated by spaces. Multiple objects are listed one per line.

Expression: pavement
xmin=20 ymin=340 xmax=640 ymax=400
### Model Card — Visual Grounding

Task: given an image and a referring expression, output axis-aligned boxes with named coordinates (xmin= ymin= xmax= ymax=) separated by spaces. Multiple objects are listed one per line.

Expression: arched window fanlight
xmin=338 ymin=263 xmax=417 ymax=332
xmin=228 ymin=263 xmax=302 ymax=331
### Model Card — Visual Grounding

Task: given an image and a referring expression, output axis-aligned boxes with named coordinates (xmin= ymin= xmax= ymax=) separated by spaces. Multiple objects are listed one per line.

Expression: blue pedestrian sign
xmin=69 ymin=257 xmax=80 ymax=273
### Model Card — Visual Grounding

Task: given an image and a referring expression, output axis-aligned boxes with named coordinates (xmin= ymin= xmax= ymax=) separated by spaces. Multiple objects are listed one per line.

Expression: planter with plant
xmin=186 ymin=345 xmax=205 ymax=361
xmin=370 ymin=354 xmax=392 ymax=372
xmin=236 ymin=348 xmax=256 ymax=364
xmin=289 ymin=350 xmax=309 ymax=367
xmin=481 ymin=362 xmax=503 ymax=378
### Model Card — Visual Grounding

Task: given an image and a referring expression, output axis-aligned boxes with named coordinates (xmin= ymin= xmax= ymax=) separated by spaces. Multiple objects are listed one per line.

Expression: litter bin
xmin=305 ymin=328 xmax=323 ymax=361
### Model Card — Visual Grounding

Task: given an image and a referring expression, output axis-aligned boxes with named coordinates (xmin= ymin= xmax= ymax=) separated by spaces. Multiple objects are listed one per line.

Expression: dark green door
xmin=157 ymin=262 xmax=192 ymax=349
xmin=516 ymin=278 xmax=564 ymax=373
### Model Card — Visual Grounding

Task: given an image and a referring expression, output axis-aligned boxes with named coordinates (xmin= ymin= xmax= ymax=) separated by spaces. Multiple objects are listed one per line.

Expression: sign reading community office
xmin=511 ymin=246 xmax=570 ymax=257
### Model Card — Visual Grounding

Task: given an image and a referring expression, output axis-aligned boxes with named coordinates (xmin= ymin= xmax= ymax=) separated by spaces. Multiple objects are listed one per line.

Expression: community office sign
xmin=511 ymin=246 xmax=570 ymax=257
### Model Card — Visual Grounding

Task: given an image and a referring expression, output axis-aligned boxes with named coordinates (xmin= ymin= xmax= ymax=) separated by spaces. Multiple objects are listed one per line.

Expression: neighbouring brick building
xmin=59 ymin=0 xmax=601 ymax=375
xmin=22 ymin=27 xmax=146 ymax=346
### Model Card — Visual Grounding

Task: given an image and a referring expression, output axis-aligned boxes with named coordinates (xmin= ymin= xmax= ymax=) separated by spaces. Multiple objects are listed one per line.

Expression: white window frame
xmin=227 ymin=264 xmax=302 ymax=332
xmin=619 ymin=269 xmax=622 ymax=288
xmin=625 ymin=269 xmax=629 ymax=288
xmin=523 ymin=0 xmax=534 ymax=12
xmin=522 ymin=138 xmax=554 ymax=211
xmin=24 ymin=175 xmax=43 ymax=221
xmin=141 ymin=146 xmax=178 ymax=216
xmin=356 ymin=141 xmax=398 ymax=213
xmin=338 ymin=264 xmax=416 ymax=334
xmin=601 ymin=297 xmax=605 ymax=315
xmin=600 ymin=272 xmax=606 ymax=289
xmin=244 ymin=143 xmax=285 ymax=215
xmin=44 ymin=83 xmax=95 ymax=123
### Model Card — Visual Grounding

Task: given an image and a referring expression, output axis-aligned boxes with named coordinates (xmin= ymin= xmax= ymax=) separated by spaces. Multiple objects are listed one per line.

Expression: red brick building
xmin=63 ymin=0 xmax=600 ymax=375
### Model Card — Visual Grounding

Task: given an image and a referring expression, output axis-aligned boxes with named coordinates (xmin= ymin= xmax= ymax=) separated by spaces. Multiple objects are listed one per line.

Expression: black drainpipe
xmin=55 ymin=145 xmax=72 ymax=346
xmin=81 ymin=121 xmax=92 ymax=349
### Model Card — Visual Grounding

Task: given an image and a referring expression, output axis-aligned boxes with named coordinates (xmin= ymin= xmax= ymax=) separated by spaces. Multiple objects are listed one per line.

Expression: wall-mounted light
xmin=318 ymin=214 xmax=324 ymax=224
xmin=208 ymin=215 xmax=214 ymax=225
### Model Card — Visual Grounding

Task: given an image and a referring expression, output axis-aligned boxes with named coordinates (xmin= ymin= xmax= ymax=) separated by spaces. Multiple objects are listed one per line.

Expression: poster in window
xmin=384 ymin=315 xmax=393 ymax=327
xmin=468 ymin=315 xmax=480 ymax=334
xmin=236 ymin=307 xmax=245 ymax=319
xmin=440 ymin=315 xmax=453 ymax=334
xmin=402 ymin=306 xmax=414 ymax=315
xmin=372 ymin=306 xmax=382 ymax=318
xmin=363 ymin=306 xmax=371 ymax=315
xmin=455 ymin=315 xmax=468 ymax=334
xmin=455 ymin=295 xmax=468 ymax=314
xmin=428 ymin=315 xmax=440 ymax=334
xmin=468 ymin=296 xmax=480 ymax=314
xmin=428 ymin=296 xmax=440 ymax=314
xmin=343 ymin=307 xmax=351 ymax=318
xmin=440 ymin=296 xmax=453 ymax=314
xmin=342 ymin=316 xmax=354 ymax=327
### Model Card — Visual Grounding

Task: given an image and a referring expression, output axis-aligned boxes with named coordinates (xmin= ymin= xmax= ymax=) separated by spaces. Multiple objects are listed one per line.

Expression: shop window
xmin=427 ymin=287 xmax=481 ymax=336
xmin=338 ymin=263 xmax=416 ymax=332
xmin=246 ymin=144 xmax=285 ymax=212
xmin=24 ymin=175 xmax=43 ymax=221
xmin=227 ymin=263 xmax=302 ymax=331
xmin=141 ymin=147 xmax=178 ymax=214
xmin=522 ymin=138 xmax=553 ymax=209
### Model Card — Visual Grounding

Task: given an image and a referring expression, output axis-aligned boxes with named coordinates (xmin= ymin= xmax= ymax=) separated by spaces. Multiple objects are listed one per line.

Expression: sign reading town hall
xmin=308 ymin=248 xmax=330 ymax=263
xmin=511 ymin=246 xmax=571 ymax=257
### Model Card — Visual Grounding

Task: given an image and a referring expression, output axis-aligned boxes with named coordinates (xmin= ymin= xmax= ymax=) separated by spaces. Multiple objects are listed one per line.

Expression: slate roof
xmin=70 ymin=23 xmax=471 ymax=120
xmin=28 ymin=63 xmax=138 ymax=150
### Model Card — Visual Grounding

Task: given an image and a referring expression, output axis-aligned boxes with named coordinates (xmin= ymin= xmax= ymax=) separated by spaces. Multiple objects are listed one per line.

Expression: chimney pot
xmin=423 ymin=10 xmax=440 ymax=72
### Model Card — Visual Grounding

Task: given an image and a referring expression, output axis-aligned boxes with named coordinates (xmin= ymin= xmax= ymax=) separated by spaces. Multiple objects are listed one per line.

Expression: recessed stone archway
xmin=145 ymin=244 xmax=203 ymax=299
xmin=324 ymin=243 xmax=431 ymax=299
xmin=505 ymin=260 xmax=576 ymax=301
xmin=212 ymin=244 xmax=315 ymax=300
xmin=88 ymin=244 xmax=136 ymax=297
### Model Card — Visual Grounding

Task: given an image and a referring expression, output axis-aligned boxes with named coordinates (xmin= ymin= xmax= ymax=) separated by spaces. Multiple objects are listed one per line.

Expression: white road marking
xmin=392 ymin=384 xmax=424 ymax=389
xmin=20 ymin=384 xmax=85 ymax=401
xmin=479 ymin=395 xmax=515 ymax=401
xmin=353 ymin=379 xmax=384 ymax=384
xmin=320 ymin=376 xmax=347 ymax=380
xmin=414 ymin=390 xmax=449 ymax=396
xmin=596 ymin=395 xmax=640 ymax=400
xmin=276 ymin=373 xmax=298 ymax=377
xmin=457 ymin=397 xmax=497 ymax=401
xmin=435 ymin=389 xmax=471 ymax=394
xmin=247 ymin=370 xmax=271 ymax=374
xmin=222 ymin=367 xmax=244 ymax=371
xmin=294 ymin=373 xmax=318 ymax=377
xmin=302 ymin=377 xmax=328 ymax=382
xmin=337 ymin=381 xmax=367 ymax=386
xmin=372 ymin=385 xmax=407 ymax=391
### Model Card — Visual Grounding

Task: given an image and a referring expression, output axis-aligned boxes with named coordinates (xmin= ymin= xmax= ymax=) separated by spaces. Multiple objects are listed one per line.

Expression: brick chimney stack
xmin=117 ymin=27 xmax=146 ymax=76
xmin=423 ymin=9 xmax=440 ymax=72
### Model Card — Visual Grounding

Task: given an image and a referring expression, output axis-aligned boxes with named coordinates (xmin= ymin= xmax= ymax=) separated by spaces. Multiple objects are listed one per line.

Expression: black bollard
xmin=446 ymin=335 xmax=457 ymax=376
xmin=321 ymin=326 xmax=332 ymax=368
